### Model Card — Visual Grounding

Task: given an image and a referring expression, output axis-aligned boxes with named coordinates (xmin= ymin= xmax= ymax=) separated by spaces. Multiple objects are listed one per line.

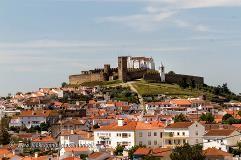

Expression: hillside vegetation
xmin=131 ymin=80 xmax=214 ymax=99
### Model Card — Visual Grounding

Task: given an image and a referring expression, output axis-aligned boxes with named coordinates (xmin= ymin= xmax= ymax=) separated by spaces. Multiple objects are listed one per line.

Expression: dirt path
xmin=127 ymin=81 xmax=145 ymax=110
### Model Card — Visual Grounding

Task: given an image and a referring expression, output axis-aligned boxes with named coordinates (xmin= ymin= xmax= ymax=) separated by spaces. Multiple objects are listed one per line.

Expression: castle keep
xmin=69 ymin=56 xmax=204 ymax=86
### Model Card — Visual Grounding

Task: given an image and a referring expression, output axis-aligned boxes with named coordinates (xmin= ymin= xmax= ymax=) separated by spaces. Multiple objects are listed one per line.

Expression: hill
xmin=131 ymin=80 xmax=214 ymax=99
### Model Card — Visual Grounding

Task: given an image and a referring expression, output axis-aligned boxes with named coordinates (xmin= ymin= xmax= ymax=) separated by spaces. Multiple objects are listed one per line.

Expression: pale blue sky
xmin=0 ymin=0 xmax=241 ymax=96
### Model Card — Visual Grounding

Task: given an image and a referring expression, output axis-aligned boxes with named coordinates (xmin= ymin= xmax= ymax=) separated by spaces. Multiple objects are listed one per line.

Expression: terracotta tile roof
xmin=96 ymin=121 xmax=163 ymax=131
xmin=204 ymin=129 xmax=236 ymax=137
xmin=0 ymin=148 xmax=10 ymax=155
xmin=133 ymin=148 xmax=151 ymax=156
xmin=165 ymin=122 xmax=194 ymax=129
xmin=60 ymin=130 xmax=92 ymax=139
xmin=152 ymin=148 xmax=171 ymax=157
xmin=170 ymin=99 xmax=191 ymax=106
xmin=88 ymin=152 xmax=106 ymax=159
xmin=22 ymin=156 xmax=49 ymax=160
xmin=32 ymin=135 xmax=56 ymax=143
xmin=64 ymin=147 xmax=89 ymax=152
xmin=203 ymin=148 xmax=233 ymax=157
xmin=63 ymin=157 xmax=81 ymax=160
xmin=19 ymin=110 xmax=52 ymax=117
xmin=146 ymin=102 xmax=171 ymax=105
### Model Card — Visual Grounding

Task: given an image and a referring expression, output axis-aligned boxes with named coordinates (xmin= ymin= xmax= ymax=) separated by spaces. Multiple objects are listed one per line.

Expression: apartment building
xmin=94 ymin=119 xmax=164 ymax=150
xmin=163 ymin=121 xmax=205 ymax=148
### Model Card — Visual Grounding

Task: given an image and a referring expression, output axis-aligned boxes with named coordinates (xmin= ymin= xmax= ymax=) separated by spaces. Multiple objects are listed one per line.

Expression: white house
xmin=203 ymin=129 xmax=240 ymax=152
xmin=163 ymin=121 xmax=205 ymax=148
xmin=59 ymin=130 xmax=94 ymax=149
xmin=94 ymin=119 xmax=164 ymax=150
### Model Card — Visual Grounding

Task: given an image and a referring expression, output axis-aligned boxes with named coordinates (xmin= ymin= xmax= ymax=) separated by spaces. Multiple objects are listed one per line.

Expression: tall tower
xmin=118 ymin=56 xmax=128 ymax=82
xmin=159 ymin=63 xmax=165 ymax=82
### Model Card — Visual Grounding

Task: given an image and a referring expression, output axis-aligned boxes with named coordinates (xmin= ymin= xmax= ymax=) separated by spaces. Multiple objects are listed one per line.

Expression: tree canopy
xmin=174 ymin=114 xmax=189 ymax=123
xmin=170 ymin=144 xmax=205 ymax=160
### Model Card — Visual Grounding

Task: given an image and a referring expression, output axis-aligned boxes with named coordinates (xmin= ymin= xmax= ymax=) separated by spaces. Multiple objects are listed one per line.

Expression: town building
xmin=163 ymin=121 xmax=205 ymax=148
xmin=203 ymin=129 xmax=240 ymax=152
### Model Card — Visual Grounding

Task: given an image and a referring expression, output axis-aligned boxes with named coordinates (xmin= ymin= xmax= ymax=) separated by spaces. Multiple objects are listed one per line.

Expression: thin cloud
xmin=97 ymin=11 xmax=176 ymax=31
xmin=175 ymin=20 xmax=210 ymax=32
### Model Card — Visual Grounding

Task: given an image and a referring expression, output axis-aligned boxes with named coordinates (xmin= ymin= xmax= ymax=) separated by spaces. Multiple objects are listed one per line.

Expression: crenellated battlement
xmin=69 ymin=56 xmax=204 ymax=86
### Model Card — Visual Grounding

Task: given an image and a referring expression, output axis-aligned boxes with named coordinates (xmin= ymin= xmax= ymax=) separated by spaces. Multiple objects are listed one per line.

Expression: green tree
xmin=199 ymin=113 xmax=214 ymax=123
xmin=61 ymin=82 xmax=67 ymax=88
xmin=0 ymin=118 xmax=10 ymax=145
xmin=170 ymin=144 xmax=205 ymax=160
xmin=174 ymin=114 xmax=189 ymax=123
xmin=114 ymin=145 xmax=124 ymax=156
xmin=93 ymin=123 xmax=100 ymax=129
xmin=40 ymin=123 xmax=49 ymax=131
xmin=222 ymin=114 xmax=233 ymax=121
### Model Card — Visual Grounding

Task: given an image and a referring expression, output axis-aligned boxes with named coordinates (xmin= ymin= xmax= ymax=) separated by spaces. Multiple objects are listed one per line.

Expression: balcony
xmin=98 ymin=135 xmax=110 ymax=140
xmin=163 ymin=132 xmax=188 ymax=139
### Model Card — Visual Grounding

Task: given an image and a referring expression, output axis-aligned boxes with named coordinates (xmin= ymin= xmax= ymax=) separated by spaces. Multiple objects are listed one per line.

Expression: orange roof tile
xmin=19 ymin=110 xmax=52 ymax=117
xmin=170 ymin=99 xmax=191 ymax=106
xmin=204 ymin=129 xmax=236 ymax=137
xmin=203 ymin=148 xmax=233 ymax=157
xmin=32 ymin=135 xmax=56 ymax=143
xmin=165 ymin=122 xmax=194 ymax=129
xmin=96 ymin=121 xmax=163 ymax=131
xmin=88 ymin=152 xmax=106 ymax=159
xmin=63 ymin=157 xmax=81 ymax=160
xmin=134 ymin=148 xmax=151 ymax=156
xmin=64 ymin=147 xmax=89 ymax=152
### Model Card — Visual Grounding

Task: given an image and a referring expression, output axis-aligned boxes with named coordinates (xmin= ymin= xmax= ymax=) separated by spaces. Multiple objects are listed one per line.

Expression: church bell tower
xmin=159 ymin=63 xmax=165 ymax=82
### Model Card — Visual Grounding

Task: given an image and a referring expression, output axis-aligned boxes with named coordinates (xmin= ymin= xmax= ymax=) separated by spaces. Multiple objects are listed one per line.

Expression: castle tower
xmin=118 ymin=56 xmax=128 ymax=82
xmin=104 ymin=64 xmax=111 ymax=74
xmin=159 ymin=63 xmax=165 ymax=82
xmin=103 ymin=64 xmax=111 ymax=81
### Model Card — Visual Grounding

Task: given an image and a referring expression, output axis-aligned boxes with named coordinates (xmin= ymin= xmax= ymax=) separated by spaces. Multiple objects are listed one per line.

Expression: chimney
xmin=118 ymin=119 xmax=124 ymax=126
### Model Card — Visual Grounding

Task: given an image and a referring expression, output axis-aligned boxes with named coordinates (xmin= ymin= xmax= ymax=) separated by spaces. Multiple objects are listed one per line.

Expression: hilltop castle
xmin=69 ymin=56 xmax=204 ymax=86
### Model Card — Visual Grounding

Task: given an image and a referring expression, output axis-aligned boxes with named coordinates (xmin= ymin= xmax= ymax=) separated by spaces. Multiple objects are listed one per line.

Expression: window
xmin=208 ymin=140 xmax=210 ymax=142
xmin=122 ymin=133 xmax=128 ymax=138
xmin=177 ymin=132 xmax=180 ymax=136
xmin=148 ymin=141 xmax=151 ymax=145
xmin=160 ymin=132 xmax=162 ymax=138
xmin=195 ymin=131 xmax=198 ymax=136
xmin=154 ymin=140 xmax=157 ymax=145
xmin=154 ymin=132 xmax=157 ymax=136
xmin=183 ymin=140 xmax=186 ymax=144
xmin=148 ymin=132 xmax=151 ymax=137
xmin=182 ymin=132 xmax=185 ymax=136
xmin=139 ymin=141 xmax=142 ymax=145
xmin=139 ymin=132 xmax=143 ymax=137
xmin=128 ymin=133 xmax=131 ymax=137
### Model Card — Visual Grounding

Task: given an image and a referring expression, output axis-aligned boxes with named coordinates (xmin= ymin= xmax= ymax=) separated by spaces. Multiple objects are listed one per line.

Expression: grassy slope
xmin=70 ymin=79 xmax=215 ymax=99
xmin=131 ymin=80 xmax=214 ymax=99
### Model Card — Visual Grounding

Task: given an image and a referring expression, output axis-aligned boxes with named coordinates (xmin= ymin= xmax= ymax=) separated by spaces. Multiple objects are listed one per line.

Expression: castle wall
xmin=127 ymin=69 xmax=147 ymax=81
xmin=69 ymin=73 xmax=104 ymax=85
xmin=165 ymin=74 xmax=204 ymax=85
xmin=143 ymin=73 xmax=161 ymax=81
